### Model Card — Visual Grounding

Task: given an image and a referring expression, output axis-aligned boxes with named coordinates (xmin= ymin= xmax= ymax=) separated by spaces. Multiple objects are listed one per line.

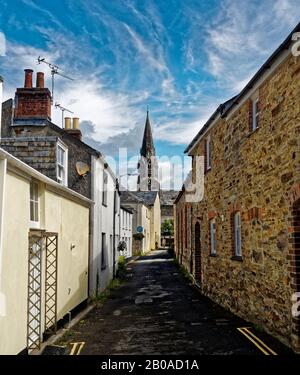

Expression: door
xmin=194 ymin=222 xmax=201 ymax=285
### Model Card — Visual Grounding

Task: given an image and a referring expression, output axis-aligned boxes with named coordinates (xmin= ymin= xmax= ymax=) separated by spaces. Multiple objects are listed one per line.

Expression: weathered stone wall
xmin=174 ymin=191 xmax=193 ymax=271
xmin=1 ymin=99 xmax=13 ymax=138
xmin=175 ymin=53 xmax=300 ymax=351
xmin=1 ymin=101 xmax=92 ymax=198
xmin=1 ymin=137 xmax=57 ymax=180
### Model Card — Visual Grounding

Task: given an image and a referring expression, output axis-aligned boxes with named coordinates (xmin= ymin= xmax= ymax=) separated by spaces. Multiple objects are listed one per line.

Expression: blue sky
xmin=0 ymin=0 xmax=300 ymax=186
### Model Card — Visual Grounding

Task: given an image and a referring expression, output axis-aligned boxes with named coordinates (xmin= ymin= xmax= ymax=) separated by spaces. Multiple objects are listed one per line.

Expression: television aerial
xmin=55 ymin=102 xmax=74 ymax=127
xmin=37 ymin=56 xmax=74 ymax=103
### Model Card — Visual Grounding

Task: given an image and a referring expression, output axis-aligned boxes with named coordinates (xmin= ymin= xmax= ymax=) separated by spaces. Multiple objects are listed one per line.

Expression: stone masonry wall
xmin=174 ymin=191 xmax=193 ymax=272
xmin=1 ymin=100 xmax=92 ymax=199
xmin=1 ymin=137 xmax=57 ymax=180
xmin=176 ymin=53 xmax=300 ymax=351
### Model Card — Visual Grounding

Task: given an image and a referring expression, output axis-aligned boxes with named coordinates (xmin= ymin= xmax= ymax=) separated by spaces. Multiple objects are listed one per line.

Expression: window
xmin=57 ymin=143 xmax=68 ymax=186
xmin=210 ymin=218 xmax=217 ymax=255
xmin=102 ymin=171 xmax=108 ymax=206
xmin=234 ymin=212 xmax=242 ymax=257
xmin=205 ymin=136 xmax=211 ymax=171
xmin=30 ymin=180 xmax=39 ymax=227
xmin=251 ymin=98 xmax=260 ymax=131
xmin=101 ymin=233 xmax=107 ymax=270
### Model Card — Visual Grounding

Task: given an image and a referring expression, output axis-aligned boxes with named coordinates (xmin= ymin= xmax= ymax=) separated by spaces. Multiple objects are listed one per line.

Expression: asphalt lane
xmin=55 ymin=249 xmax=293 ymax=355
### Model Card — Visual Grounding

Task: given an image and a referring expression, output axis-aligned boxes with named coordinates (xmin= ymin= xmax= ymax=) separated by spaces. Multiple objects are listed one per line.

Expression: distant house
xmin=0 ymin=147 xmax=90 ymax=354
xmin=160 ymin=190 xmax=179 ymax=223
xmin=160 ymin=190 xmax=178 ymax=248
xmin=120 ymin=191 xmax=160 ymax=254
xmin=119 ymin=206 xmax=133 ymax=259
xmin=0 ymin=68 xmax=120 ymax=296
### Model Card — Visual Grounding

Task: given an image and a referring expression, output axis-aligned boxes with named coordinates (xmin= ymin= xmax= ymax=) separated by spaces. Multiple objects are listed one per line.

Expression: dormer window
xmin=57 ymin=142 xmax=68 ymax=186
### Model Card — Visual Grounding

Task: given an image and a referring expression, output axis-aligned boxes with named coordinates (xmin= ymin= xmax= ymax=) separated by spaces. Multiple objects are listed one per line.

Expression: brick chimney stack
xmin=24 ymin=69 xmax=33 ymax=88
xmin=14 ymin=69 xmax=52 ymax=121
xmin=36 ymin=72 xmax=44 ymax=88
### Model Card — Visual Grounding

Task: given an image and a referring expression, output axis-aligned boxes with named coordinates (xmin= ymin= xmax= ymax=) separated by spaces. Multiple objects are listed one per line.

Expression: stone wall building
xmin=175 ymin=23 xmax=300 ymax=352
xmin=1 ymin=69 xmax=121 ymax=296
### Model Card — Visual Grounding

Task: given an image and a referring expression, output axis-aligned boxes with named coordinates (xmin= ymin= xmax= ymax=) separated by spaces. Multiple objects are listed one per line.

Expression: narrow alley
xmin=52 ymin=250 xmax=292 ymax=355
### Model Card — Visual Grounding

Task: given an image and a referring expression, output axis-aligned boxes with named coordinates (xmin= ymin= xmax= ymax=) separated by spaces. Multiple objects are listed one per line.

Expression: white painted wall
xmin=0 ymin=77 xmax=3 ymax=137
xmin=120 ymin=207 xmax=133 ymax=259
xmin=121 ymin=202 xmax=151 ymax=254
xmin=0 ymin=149 xmax=90 ymax=354
xmin=90 ymin=156 xmax=120 ymax=295
xmin=150 ymin=193 xmax=161 ymax=250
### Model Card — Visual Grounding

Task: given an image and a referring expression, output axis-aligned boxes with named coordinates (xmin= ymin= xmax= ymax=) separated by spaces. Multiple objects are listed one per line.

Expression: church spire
xmin=140 ymin=108 xmax=155 ymax=158
xmin=137 ymin=108 xmax=160 ymax=192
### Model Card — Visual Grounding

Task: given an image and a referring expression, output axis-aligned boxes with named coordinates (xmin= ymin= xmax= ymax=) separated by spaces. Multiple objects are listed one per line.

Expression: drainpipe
xmin=113 ymin=178 xmax=119 ymax=278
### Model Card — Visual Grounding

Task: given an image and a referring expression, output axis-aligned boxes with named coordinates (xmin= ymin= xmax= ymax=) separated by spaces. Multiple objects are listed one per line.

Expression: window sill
xmin=231 ymin=255 xmax=243 ymax=262
xmin=247 ymin=127 xmax=260 ymax=138
xmin=29 ymin=222 xmax=41 ymax=230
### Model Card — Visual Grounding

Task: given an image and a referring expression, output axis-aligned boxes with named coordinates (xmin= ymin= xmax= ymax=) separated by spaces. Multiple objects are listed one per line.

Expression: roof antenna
xmin=37 ymin=56 xmax=73 ymax=103
xmin=55 ymin=102 xmax=74 ymax=127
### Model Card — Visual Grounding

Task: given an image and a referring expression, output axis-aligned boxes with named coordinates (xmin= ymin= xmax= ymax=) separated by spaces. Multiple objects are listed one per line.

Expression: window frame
xmin=29 ymin=180 xmax=40 ymax=229
xmin=234 ymin=212 xmax=242 ymax=257
xmin=205 ymin=135 xmax=212 ymax=171
xmin=252 ymin=98 xmax=260 ymax=131
xmin=56 ymin=141 xmax=68 ymax=186
xmin=102 ymin=170 xmax=108 ymax=206
xmin=209 ymin=218 xmax=217 ymax=255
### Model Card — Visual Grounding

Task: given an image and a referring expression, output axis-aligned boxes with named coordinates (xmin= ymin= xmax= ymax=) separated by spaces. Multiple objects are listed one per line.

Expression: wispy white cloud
xmin=1 ymin=40 xmax=146 ymax=150
xmin=1 ymin=0 xmax=300 ymax=156
xmin=203 ymin=0 xmax=300 ymax=93
xmin=123 ymin=23 xmax=167 ymax=73
xmin=0 ymin=32 xmax=6 ymax=56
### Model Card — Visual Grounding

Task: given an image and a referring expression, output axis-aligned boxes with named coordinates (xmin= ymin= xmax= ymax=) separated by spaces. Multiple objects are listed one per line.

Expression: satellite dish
xmin=76 ymin=162 xmax=90 ymax=176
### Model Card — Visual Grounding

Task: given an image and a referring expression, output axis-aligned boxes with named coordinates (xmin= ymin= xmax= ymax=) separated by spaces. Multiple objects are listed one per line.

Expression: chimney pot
xmin=24 ymin=69 xmax=33 ymax=88
xmin=64 ymin=117 xmax=71 ymax=129
xmin=73 ymin=117 xmax=80 ymax=130
xmin=36 ymin=72 xmax=44 ymax=88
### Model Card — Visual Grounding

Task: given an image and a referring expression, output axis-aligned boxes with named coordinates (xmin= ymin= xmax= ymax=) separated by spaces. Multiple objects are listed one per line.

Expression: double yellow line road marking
xmin=237 ymin=327 xmax=277 ymax=355
xmin=69 ymin=329 xmax=276 ymax=355
xmin=69 ymin=342 xmax=85 ymax=355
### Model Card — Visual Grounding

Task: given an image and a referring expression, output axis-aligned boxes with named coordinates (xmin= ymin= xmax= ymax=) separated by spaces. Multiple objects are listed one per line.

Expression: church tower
xmin=137 ymin=110 xmax=160 ymax=191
